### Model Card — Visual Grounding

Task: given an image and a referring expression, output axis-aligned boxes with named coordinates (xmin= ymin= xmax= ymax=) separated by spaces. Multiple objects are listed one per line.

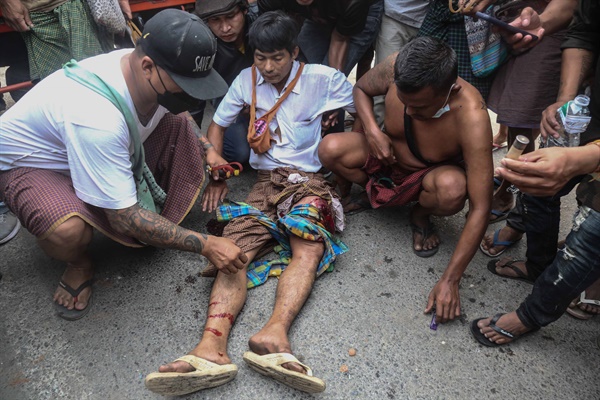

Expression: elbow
xmin=105 ymin=206 xmax=138 ymax=237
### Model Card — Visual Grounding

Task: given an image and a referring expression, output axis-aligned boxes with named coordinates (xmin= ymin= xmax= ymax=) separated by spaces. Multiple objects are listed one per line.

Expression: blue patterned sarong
xmin=217 ymin=201 xmax=348 ymax=288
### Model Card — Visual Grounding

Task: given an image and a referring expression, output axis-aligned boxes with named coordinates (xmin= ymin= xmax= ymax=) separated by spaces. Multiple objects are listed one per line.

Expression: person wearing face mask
xmin=0 ymin=9 xmax=248 ymax=321
xmin=319 ymin=36 xmax=493 ymax=324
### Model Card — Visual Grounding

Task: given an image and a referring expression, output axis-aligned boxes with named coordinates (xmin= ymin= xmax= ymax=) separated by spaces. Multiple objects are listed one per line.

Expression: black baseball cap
xmin=139 ymin=9 xmax=228 ymax=100
xmin=194 ymin=0 xmax=247 ymax=20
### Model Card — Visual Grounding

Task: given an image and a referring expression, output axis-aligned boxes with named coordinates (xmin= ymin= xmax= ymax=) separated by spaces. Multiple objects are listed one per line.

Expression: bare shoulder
xmin=356 ymin=52 xmax=397 ymax=96
xmin=455 ymin=80 xmax=491 ymax=135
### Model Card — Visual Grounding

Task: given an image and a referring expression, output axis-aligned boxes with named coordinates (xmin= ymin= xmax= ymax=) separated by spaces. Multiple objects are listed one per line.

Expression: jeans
xmin=522 ymin=176 xmax=582 ymax=279
xmin=0 ymin=201 xmax=7 ymax=214
xmin=516 ymin=205 xmax=600 ymax=329
xmin=297 ymin=0 xmax=383 ymax=76
xmin=222 ymin=114 xmax=251 ymax=164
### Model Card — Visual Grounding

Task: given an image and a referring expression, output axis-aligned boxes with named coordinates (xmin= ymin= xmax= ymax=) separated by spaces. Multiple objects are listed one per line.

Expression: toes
xmin=158 ymin=360 xmax=195 ymax=373
xmin=282 ymin=362 xmax=307 ymax=374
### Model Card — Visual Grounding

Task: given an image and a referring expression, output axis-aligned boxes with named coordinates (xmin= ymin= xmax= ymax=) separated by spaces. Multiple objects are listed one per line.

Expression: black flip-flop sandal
xmin=486 ymin=259 xmax=534 ymax=284
xmin=54 ymin=279 xmax=94 ymax=321
xmin=470 ymin=313 xmax=539 ymax=347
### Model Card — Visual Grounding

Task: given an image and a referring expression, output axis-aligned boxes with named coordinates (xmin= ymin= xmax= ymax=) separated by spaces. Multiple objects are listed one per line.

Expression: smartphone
xmin=475 ymin=11 xmax=539 ymax=42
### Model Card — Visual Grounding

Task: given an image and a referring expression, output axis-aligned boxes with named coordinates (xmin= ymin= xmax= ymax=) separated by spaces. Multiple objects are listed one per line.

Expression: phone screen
xmin=475 ymin=11 xmax=539 ymax=41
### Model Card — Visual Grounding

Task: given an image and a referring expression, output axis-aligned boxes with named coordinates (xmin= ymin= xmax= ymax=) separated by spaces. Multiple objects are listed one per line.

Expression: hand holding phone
xmin=475 ymin=11 xmax=539 ymax=42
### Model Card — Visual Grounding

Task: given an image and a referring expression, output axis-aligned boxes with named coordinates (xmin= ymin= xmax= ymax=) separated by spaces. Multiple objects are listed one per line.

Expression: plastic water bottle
xmin=545 ymin=95 xmax=591 ymax=147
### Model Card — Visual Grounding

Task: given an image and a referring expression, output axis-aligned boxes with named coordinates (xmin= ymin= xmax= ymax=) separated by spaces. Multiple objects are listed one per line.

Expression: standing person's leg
xmin=472 ymin=206 xmax=600 ymax=346
xmin=373 ymin=14 xmax=419 ymax=124
xmin=331 ymin=0 xmax=384 ymax=76
xmin=297 ymin=19 xmax=332 ymax=65
xmin=486 ymin=176 xmax=582 ymax=282
xmin=480 ymin=191 xmax=524 ymax=257
xmin=490 ymin=127 xmax=535 ymax=222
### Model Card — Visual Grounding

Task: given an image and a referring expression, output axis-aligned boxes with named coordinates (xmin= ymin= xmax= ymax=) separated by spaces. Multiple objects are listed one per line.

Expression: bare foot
xmin=490 ymin=191 xmax=514 ymax=223
xmin=248 ymin=324 xmax=306 ymax=374
xmin=342 ymin=191 xmax=371 ymax=214
xmin=410 ymin=213 xmax=440 ymax=255
xmin=577 ymin=278 xmax=600 ymax=315
xmin=480 ymin=226 xmax=523 ymax=256
xmin=492 ymin=125 xmax=508 ymax=148
xmin=53 ymin=264 xmax=94 ymax=311
xmin=476 ymin=312 xmax=530 ymax=345
xmin=158 ymin=344 xmax=231 ymax=373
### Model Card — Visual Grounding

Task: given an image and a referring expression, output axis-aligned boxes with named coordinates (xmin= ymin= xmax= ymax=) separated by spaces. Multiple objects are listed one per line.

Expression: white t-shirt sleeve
xmin=63 ymin=103 xmax=138 ymax=210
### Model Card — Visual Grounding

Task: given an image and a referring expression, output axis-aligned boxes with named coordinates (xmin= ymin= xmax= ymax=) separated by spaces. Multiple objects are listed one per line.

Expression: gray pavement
xmin=1 ymin=73 xmax=599 ymax=400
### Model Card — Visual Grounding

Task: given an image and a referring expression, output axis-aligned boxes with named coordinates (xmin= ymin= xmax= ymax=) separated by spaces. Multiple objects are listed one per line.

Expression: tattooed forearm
xmin=182 ymin=111 xmax=214 ymax=152
xmin=106 ymin=204 xmax=208 ymax=255
xmin=184 ymin=234 xmax=205 ymax=254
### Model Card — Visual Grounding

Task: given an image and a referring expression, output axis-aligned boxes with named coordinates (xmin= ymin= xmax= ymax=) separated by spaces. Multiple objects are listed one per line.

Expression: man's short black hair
xmin=248 ymin=10 xmax=299 ymax=55
xmin=394 ymin=37 xmax=458 ymax=95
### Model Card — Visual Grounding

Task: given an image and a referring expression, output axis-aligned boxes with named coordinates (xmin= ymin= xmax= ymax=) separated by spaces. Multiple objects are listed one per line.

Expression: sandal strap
xmin=492 ymin=229 xmax=516 ymax=247
xmin=502 ymin=260 xmax=529 ymax=280
xmin=488 ymin=313 xmax=515 ymax=339
xmin=175 ymin=355 xmax=218 ymax=371
xmin=58 ymin=279 xmax=93 ymax=298
xmin=578 ymin=291 xmax=600 ymax=307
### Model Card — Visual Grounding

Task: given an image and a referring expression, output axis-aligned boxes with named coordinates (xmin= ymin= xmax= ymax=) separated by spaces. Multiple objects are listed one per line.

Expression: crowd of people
xmin=0 ymin=0 xmax=599 ymax=396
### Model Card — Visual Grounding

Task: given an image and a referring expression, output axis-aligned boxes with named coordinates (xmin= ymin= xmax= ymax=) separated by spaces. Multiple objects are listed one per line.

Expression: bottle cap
xmin=513 ymin=135 xmax=529 ymax=150
xmin=574 ymin=95 xmax=590 ymax=107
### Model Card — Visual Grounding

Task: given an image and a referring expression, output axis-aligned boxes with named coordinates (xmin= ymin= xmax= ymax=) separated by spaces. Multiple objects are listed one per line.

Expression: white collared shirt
xmin=213 ymin=61 xmax=355 ymax=172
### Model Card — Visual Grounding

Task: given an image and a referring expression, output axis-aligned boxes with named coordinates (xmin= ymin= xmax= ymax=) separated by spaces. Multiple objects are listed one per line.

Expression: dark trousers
xmin=517 ymin=205 xmax=600 ymax=328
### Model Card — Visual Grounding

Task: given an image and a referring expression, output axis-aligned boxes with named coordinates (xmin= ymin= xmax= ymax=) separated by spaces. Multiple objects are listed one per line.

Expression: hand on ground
xmin=424 ymin=279 xmax=461 ymax=323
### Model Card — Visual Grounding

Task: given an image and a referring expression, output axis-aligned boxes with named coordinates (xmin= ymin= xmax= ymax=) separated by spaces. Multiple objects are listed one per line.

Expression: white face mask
xmin=431 ymin=84 xmax=455 ymax=119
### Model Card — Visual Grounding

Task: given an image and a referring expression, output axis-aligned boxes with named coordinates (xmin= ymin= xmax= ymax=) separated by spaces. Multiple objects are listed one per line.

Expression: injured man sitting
xmin=144 ymin=10 xmax=355 ymax=396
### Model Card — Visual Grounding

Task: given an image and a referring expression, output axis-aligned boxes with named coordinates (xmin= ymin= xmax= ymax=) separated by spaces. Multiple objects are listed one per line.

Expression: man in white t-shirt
xmin=0 ymin=10 xmax=247 ymax=320
xmin=144 ymin=11 xmax=355 ymax=396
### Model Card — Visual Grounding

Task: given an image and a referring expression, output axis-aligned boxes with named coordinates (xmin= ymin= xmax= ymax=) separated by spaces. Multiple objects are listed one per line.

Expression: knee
xmin=290 ymin=236 xmax=324 ymax=265
xmin=318 ymin=135 xmax=343 ymax=168
xmin=45 ymin=217 xmax=93 ymax=250
xmin=435 ymin=175 xmax=467 ymax=213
